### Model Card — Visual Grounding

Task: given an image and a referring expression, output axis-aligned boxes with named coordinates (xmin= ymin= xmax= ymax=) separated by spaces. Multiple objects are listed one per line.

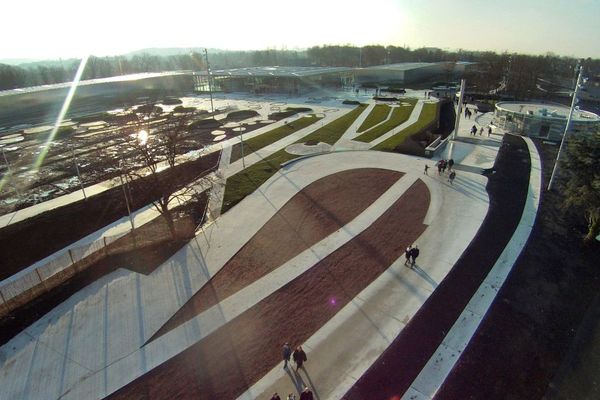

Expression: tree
xmin=562 ymin=131 xmax=600 ymax=243
xmin=122 ymin=105 xmax=203 ymax=239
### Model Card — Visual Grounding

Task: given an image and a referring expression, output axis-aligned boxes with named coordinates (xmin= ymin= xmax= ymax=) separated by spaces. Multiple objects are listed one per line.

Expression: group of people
xmin=270 ymin=387 xmax=313 ymax=400
xmin=272 ymin=344 xmax=313 ymax=399
xmin=404 ymin=245 xmax=420 ymax=267
xmin=424 ymin=159 xmax=456 ymax=184
xmin=470 ymin=124 xmax=493 ymax=137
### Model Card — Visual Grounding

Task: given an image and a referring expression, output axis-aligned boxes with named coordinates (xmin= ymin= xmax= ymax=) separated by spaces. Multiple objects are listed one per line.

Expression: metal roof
xmin=208 ymin=66 xmax=353 ymax=77
xmin=496 ymin=102 xmax=600 ymax=122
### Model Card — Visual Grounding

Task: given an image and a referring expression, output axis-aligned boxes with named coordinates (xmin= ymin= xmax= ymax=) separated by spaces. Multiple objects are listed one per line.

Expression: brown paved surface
xmin=107 ymin=177 xmax=429 ymax=400
xmin=149 ymin=168 xmax=403 ymax=341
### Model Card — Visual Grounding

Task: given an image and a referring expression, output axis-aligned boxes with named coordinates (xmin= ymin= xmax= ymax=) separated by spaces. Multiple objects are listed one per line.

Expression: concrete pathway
xmin=0 ymin=94 xmax=531 ymax=400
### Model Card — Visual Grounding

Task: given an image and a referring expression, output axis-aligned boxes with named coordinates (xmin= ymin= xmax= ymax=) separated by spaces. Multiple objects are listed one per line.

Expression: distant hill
xmin=0 ymin=58 xmax=44 ymax=66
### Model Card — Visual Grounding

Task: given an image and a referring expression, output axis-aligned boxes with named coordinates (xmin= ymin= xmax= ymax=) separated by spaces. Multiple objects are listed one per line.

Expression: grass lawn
xmin=356 ymin=104 xmax=390 ymax=133
xmin=230 ymin=114 xmax=322 ymax=163
xmin=297 ymin=104 xmax=367 ymax=145
xmin=354 ymin=99 xmax=417 ymax=143
xmin=222 ymin=105 xmax=367 ymax=213
xmin=373 ymin=102 xmax=439 ymax=152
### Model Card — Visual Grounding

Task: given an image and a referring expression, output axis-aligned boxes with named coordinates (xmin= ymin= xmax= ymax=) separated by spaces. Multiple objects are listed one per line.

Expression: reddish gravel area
xmin=343 ymin=134 xmax=530 ymax=399
xmin=149 ymin=168 xmax=403 ymax=342
xmin=107 ymin=177 xmax=429 ymax=400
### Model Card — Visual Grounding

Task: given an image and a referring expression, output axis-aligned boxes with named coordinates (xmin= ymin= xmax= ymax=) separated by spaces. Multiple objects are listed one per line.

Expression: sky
xmin=2 ymin=0 xmax=600 ymax=61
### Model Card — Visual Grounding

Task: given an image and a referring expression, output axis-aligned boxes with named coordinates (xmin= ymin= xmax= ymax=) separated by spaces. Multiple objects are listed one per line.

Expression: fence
xmin=0 ymin=231 xmax=127 ymax=316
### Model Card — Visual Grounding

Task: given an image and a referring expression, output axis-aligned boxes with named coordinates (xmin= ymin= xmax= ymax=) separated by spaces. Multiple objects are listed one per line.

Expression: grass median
xmin=373 ymin=102 xmax=439 ymax=152
xmin=230 ymin=114 xmax=322 ymax=163
xmin=355 ymin=99 xmax=417 ymax=143
xmin=222 ymin=104 xmax=367 ymax=213
xmin=357 ymin=104 xmax=390 ymax=133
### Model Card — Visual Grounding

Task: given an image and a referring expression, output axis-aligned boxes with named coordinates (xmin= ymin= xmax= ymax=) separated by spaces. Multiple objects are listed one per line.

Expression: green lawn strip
xmin=221 ymin=149 xmax=296 ymax=213
xmin=222 ymin=105 xmax=366 ymax=213
xmin=356 ymin=104 xmax=390 ymax=133
xmin=354 ymin=99 xmax=418 ymax=143
xmin=230 ymin=114 xmax=321 ymax=163
xmin=295 ymin=104 xmax=367 ymax=145
xmin=373 ymin=102 xmax=439 ymax=152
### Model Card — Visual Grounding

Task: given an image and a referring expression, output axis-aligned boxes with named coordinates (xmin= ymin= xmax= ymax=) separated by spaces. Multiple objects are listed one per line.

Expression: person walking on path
xmin=287 ymin=394 xmax=296 ymax=400
xmin=441 ymin=159 xmax=447 ymax=174
xmin=282 ymin=342 xmax=292 ymax=369
xmin=405 ymin=245 xmax=412 ymax=266
xmin=424 ymin=164 xmax=429 ymax=175
xmin=410 ymin=246 xmax=420 ymax=267
xmin=488 ymin=126 xmax=492 ymax=136
xmin=293 ymin=346 xmax=307 ymax=371
xmin=448 ymin=159 xmax=454 ymax=171
xmin=437 ymin=160 xmax=443 ymax=175
xmin=300 ymin=387 xmax=314 ymax=400
xmin=448 ymin=171 xmax=456 ymax=185
xmin=271 ymin=394 xmax=281 ymax=400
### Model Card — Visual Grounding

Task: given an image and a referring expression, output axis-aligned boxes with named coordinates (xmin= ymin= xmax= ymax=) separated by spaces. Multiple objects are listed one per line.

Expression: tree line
xmin=1 ymin=45 xmax=599 ymax=95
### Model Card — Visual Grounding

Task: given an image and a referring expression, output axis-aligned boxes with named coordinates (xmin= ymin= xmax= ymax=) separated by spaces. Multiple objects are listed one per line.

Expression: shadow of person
xmin=412 ymin=264 xmax=438 ymax=289
xmin=286 ymin=367 xmax=303 ymax=392
xmin=297 ymin=366 xmax=321 ymax=400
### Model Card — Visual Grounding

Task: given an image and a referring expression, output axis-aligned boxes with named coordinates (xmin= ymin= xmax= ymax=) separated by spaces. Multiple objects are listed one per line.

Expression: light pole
xmin=70 ymin=146 xmax=87 ymax=200
xmin=547 ymin=63 xmax=585 ymax=191
xmin=204 ymin=48 xmax=215 ymax=114
xmin=239 ymin=122 xmax=246 ymax=168
xmin=119 ymin=160 xmax=135 ymax=231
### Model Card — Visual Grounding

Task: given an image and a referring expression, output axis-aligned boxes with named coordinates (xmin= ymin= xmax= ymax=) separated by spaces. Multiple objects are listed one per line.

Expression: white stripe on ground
xmin=401 ymin=136 xmax=542 ymax=400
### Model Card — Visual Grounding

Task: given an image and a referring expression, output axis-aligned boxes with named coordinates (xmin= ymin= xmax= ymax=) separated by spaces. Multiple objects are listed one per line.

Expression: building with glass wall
xmin=493 ymin=102 xmax=600 ymax=141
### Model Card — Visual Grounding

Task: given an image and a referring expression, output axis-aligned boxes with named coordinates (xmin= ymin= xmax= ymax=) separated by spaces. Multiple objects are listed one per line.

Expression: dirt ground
xmin=107 ymin=172 xmax=430 ymax=399
xmin=344 ymin=134 xmax=531 ymax=399
xmin=150 ymin=168 xmax=403 ymax=341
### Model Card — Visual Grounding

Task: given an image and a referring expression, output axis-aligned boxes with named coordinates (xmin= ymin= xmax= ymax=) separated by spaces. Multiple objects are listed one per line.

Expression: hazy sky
xmin=2 ymin=0 xmax=600 ymax=60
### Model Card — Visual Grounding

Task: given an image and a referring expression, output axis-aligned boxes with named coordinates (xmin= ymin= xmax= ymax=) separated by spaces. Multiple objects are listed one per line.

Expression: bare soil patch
xmin=150 ymin=168 xmax=403 ymax=341
xmin=108 ymin=178 xmax=429 ymax=400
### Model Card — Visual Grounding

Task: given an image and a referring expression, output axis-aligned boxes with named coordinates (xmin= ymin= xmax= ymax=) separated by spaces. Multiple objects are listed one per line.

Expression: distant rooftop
xmin=363 ymin=62 xmax=441 ymax=71
xmin=496 ymin=102 xmax=600 ymax=122
xmin=208 ymin=66 xmax=353 ymax=77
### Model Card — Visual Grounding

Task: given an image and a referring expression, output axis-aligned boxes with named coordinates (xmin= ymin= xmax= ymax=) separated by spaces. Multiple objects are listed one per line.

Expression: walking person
xmin=282 ymin=342 xmax=292 ymax=369
xmin=424 ymin=164 xmax=429 ymax=175
xmin=300 ymin=387 xmax=314 ymax=400
xmin=271 ymin=394 xmax=281 ymax=400
xmin=448 ymin=170 xmax=456 ymax=185
xmin=404 ymin=245 xmax=412 ymax=266
xmin=488 ymin=126 xmax=492 ymax=136
xmin=410 ymin=245 xmax=420 ymax=267
xmin=287 ymin=394 xmax=296 ymax=400
xmin=441 ymin=159 xmax=447 ymax=174
xmin=293 ymin=346 xmax=307 ymax=371
xmin=437 ymin=160 xmax=443 ymax=175
xmin=479 ymin=127 xmax=483 ymax=136
xmin=448 ymin=158 xmax=454 ymax=171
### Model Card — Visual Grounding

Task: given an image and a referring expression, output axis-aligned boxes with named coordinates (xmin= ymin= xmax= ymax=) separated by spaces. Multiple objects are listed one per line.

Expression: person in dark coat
xmin=293 ymin=346 xmax=307 ymax=370
xmin=282 ymin=342 xmax=292 ymax=369
xmin=271 ymin=394 xmax=281 ymax=400
xmin=448 ymin=159 xmax=454 ymax=171
xmin=448 ymin=171 xmax=456 ymax=185
xmin=410 ymin=246 xmax=420 ymax=266
xmin=404 ymin=245 xmax=412 ymax=266
xmin=300 ymin=387 xmax=314 ymax=400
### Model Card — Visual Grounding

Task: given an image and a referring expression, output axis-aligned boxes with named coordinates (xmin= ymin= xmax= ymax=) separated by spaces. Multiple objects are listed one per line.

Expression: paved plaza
xmin=0 ymin=90 xmax=541 ymax=400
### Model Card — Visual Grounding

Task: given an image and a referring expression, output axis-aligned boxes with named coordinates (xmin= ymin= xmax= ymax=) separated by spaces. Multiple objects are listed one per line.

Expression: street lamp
xmin=547 ymin=63 xmax=585 ymax=191
xmin=70 ymin=146 xmax=87 ymax=200
xmin=238 ymin=122 xmax=246 ymax=168
xmin=119 ymin=159 xmax=135 ymax=231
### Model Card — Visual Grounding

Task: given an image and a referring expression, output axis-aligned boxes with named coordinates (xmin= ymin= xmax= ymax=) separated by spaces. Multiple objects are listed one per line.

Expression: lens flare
xmin=137 ymin=129 xmax=148 ymax=146
xmin=33 ymin=55 xmax=89 ymax=171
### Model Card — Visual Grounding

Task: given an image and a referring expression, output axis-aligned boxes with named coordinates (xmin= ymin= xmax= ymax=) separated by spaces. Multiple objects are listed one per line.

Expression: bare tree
xmin=121 ymin=105 xmax=203 ymax=239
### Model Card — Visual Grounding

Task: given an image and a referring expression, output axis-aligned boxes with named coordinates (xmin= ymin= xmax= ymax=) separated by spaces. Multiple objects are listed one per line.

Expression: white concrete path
xmin=402 ymin=136 xmax=542 ymax=400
